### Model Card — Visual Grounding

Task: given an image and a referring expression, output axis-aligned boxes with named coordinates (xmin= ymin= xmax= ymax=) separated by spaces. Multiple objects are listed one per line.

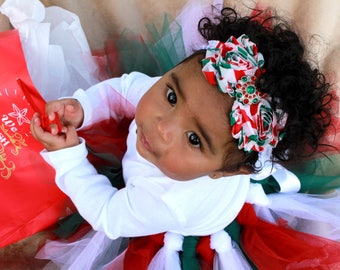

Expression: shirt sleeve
xmin=72 ymin=72 xmax=160 ymax=128
xmin=41 ymin=140 xmax=182 ymax=240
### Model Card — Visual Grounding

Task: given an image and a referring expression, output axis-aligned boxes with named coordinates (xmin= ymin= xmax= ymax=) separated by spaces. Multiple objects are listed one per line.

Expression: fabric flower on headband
xmin=202 ymin=34 xmax=287 ymax=152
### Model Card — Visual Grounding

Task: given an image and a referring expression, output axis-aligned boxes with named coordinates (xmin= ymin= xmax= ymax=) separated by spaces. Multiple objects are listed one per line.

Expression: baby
xmin=31 ymin=6 xmax=333 ymax=268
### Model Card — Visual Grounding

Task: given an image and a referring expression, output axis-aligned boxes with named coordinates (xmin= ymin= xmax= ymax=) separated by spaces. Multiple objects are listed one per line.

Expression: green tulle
xmin=251 ymin=153 xmax=340 ymax=194
xmin=274 ymin=153 xmax=340 ymax=194
xmin=106 ymin=13 xmax=186 ymax=77
xmin=53 ymin=212 xmax=85 ymax=239
xmin=292 ymin=153 xmax=340 ymax=193
xmin=108 ymin=30 xmax=159 ymax=77
xmin=145 ymin=13 xmax=186 ymax=74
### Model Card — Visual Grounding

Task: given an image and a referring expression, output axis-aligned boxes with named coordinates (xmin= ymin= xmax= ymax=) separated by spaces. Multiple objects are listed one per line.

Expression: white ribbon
xmin=210 ymin=230 xmax=252 ymax=270
xmin=271 ymin=163 xmax=301 ymax=193
xmin=246 ymin=182 xmax=270 ymax=206
xmin=250 ymin=147 xmax=301 ymax=192
xmin=147 ymin=232 xmax=183 ymax=270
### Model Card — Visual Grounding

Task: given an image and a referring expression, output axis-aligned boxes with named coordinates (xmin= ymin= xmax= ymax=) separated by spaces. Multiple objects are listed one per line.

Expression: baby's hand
xmin=45 ymin=99 xmax=84 ymax=135
xmin=30 ymin=113 xmax=80 ymax=151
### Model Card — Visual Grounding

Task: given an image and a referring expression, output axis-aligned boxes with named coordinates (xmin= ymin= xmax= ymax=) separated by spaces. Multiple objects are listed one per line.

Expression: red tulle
xmin=123 ymin=233 xmax=165 ymax=270
xmin=249 ymin=3 xmax=273 ymax=29
xmin=237 ymin=203 xmax=340 ymax=269
xmin=122 ymin=203 xmax=340 ymax=269
xmin=319 ymin=89 xmax=340 ymax=152
xmin=78 ymin=93 xmax=134 ymax=190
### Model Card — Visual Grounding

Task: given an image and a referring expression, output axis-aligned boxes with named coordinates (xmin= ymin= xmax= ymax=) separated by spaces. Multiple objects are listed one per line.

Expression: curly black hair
xmin=197 ymin=7 xmax=333 ymax=173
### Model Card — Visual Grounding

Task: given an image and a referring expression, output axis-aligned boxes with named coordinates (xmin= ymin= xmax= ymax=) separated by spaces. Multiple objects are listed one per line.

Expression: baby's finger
xmin=45 ymin=100 xmax=64 ymax=121
xmin=31 ymin=113 xmax=56 ymax=143
xmin=65 ymin=103 xmax=77 ymax=113
xmin=30 ymin=113 xmax=43 ymax=139
xmin=64 ymin=126 xmax=80 ymax=147
xmin=48 ymin=123 xmax=60 ymax=136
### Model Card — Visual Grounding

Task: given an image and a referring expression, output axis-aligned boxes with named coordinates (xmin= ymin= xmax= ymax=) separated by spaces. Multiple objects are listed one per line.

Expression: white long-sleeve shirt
xmin=41 ymin=72 xmax=250 ymax=240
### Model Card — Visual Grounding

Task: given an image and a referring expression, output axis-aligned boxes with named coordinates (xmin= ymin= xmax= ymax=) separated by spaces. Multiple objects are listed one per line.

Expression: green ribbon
xmin=180 ymin=236 xmax=201 ymax=270
xmin=179 ymin=220 xmax=257 ymax=270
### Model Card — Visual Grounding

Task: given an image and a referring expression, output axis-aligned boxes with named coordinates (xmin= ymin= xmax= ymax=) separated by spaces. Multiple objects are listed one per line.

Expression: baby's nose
xmin=156 ymin=117 xmax=176 ymax=144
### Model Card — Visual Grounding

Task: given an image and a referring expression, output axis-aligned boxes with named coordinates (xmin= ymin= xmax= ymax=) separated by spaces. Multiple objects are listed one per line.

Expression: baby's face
xmin=135 ymin=55 xmax=236 ymax=180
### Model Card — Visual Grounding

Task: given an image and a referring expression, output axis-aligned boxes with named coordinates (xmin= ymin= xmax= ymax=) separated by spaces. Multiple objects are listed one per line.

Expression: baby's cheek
xmin=158 ymin=158 xmax=205 ymax=181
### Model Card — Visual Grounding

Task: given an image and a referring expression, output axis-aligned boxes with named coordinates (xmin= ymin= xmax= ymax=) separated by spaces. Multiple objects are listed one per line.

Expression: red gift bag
xmin=0 ymin=30 xmax=74 ymax=248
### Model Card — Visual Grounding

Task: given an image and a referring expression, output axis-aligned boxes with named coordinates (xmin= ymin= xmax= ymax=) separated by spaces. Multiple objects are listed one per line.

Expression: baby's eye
xmin=187 ymin=132 xmax=201 ymax=148
xmin=166 ymin=88 xmax=177 ymax=105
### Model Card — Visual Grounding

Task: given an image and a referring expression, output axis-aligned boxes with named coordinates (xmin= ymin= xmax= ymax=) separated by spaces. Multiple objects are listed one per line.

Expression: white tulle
xmin=36 ymin=230 xmax=127 ymax=270
xmin=210 ymin=230 xmax=252 ymax=270
xmin=147 ymin=232 xmax=183 ymax=270
xmin=175 ymin=0 xmax=223 ymax=55
xmin=255 ymin=189 xmax=340 ymax=240
xmin=0 ymin=0 xmax=104 ymax=101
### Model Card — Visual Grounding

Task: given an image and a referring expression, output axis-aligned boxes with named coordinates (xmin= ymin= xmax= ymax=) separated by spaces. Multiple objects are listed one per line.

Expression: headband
xmin=202 ymin=34 xmax=287 ymax=153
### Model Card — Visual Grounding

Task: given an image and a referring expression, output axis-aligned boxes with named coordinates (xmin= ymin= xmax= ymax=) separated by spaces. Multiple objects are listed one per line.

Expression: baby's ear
xmin=208 ymin=166 xmax=251 ymax=179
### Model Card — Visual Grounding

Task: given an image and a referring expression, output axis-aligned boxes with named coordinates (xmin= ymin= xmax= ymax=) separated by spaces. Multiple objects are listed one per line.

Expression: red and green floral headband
xmin=202 ymin=34 xmax=287 ymax=153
